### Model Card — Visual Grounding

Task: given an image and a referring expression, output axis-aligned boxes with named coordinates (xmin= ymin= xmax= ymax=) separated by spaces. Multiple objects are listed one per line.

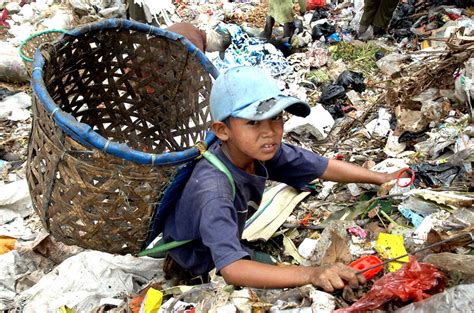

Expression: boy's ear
xmin=211 ymin=121 xmax=230 ymax=141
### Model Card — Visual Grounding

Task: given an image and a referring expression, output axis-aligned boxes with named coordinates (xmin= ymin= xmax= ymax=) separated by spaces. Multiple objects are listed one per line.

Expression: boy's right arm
xmin=220 ymin=259 xmax=365 ymax=292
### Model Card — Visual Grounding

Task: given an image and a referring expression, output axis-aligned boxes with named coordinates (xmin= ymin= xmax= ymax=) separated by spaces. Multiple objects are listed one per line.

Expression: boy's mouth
xmin=261 ymin=143 xmax=277 ymax=152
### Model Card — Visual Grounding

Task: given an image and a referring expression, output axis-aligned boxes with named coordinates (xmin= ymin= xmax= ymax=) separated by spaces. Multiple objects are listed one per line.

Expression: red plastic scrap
xmin=300 ymin=213 xmax=312 ymax=226
xmin=347 ymin=226 xmax=367 ymax=239
xmin=447 ymin=13 xmax=461 ymax=20
xmin=350 ymin=255 xmax=382 ymax=280
xmin=307 ymin=0 xmax=326 ymax=10
xmin=335 ymin=257 xmax=447 ymax=313
xmin=0 ymin=9 xmax=10 ymax=28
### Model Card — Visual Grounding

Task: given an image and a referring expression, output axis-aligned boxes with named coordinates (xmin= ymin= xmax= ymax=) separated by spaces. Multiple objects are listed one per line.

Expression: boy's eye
xmin=247 ymin=120 xmax=259 ymax=125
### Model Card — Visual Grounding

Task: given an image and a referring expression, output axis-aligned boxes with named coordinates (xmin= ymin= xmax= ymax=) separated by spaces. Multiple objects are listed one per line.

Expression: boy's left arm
xmin=320 ymin=159 xmax=400 ymax=185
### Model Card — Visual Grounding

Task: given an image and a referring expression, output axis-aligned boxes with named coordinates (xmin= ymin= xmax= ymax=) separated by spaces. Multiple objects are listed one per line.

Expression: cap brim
xmin=232 ymin=95 xmax=310 ymax=121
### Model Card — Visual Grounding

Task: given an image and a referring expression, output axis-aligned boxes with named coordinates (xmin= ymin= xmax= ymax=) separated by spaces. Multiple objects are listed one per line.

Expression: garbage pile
xmin=1 ymin=0 xmax=473 ymax=312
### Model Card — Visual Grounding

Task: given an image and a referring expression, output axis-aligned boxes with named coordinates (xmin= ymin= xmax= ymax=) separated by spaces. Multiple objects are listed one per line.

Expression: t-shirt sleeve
xmin=199 ymin=196 xmax=250 ymax=271
xmin=266 ymin=143 xmax=329 ymax=189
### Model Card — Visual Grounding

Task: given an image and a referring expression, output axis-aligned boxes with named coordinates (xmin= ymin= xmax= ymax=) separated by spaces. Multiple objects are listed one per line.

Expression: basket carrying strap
xmin=138 ymin=151 xmax=235 ymax=257
xmin=202 ymin=150 xmax=236 ymax=199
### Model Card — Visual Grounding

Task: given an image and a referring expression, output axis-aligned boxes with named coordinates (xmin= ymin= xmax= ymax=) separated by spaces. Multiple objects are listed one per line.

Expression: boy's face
xmin=212 ymin=113 xmax=284 ymax=166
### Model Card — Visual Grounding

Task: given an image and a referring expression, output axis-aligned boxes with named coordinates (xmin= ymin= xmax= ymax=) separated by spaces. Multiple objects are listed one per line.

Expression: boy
xmin=162 ymin=66 xmax=400 ymax=291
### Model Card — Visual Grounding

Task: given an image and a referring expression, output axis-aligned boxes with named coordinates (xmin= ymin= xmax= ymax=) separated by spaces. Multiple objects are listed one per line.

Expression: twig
xmin=379 ymin=210 xmax=398 ymax=226
xmin=282 ymin=222 xmax=325 ymax=230
xmin=0 ymin=135 xmax=29 ymax=146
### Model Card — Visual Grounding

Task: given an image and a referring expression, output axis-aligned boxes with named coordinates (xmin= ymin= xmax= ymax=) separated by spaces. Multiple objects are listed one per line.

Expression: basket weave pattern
xmin=27 ymin=23 xmax=213 ymax=254
xmin=20 ymin=31 xmax=64 ymax=75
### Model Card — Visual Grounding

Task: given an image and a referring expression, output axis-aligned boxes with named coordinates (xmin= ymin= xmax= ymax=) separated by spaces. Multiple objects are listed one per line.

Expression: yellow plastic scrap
xmin=421 ymin=40 xmax=430 ymax=50
xmin=143 ymin=288 xmax=163 ymax=313
xmin=0 ymin=236 xmax=16 ymax=255
xmin=375 ymin=233 xmax=409 ymax=272
xmin=58 ymin=306 xmax=76 ymax=313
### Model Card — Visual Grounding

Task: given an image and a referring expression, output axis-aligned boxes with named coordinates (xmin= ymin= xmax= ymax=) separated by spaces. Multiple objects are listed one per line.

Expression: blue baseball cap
xmin=210 ymin=66 xmax=311 ymax=121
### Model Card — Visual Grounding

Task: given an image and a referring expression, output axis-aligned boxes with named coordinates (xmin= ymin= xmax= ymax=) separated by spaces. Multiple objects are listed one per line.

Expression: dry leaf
xmin=427 ymin=228 xmax=473 ymax=253
xmin=365 ymin=222 xmax=386 ymax=239
xmin=321 ymin=231 xmax=352 ymax=265
xmin=367 ymin=207 xmax=379 ymax=219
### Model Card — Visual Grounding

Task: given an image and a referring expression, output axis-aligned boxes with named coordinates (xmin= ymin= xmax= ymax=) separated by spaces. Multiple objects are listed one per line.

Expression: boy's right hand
xmin=309 ymin=263 xmax=366 ymax=292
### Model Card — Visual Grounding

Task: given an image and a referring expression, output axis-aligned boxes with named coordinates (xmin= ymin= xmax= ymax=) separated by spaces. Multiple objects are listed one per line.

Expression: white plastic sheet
xmin=0 ymin=179 xmax=33 ymax=240
xmin=0 ymin=43 xmax=28 ymax=83
xmin=0 ymin=251 xmax=37 ymax=310
xmin=15 ymin=251 xmax=165 ymax=312
xmin=0 ymin=92 xmax=31 ymax=121
xmin=284 ymin=104 xmax=335 ymax=141
xmin=132 ymin=0 xmax=176 ymax=25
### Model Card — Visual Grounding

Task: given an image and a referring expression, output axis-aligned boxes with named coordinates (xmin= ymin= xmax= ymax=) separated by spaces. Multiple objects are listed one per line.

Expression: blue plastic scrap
xmin=398 ymin=207 xmax=424 ymax=228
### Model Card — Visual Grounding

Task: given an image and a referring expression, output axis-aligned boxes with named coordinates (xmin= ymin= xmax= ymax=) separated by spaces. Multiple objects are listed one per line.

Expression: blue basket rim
xmin=31 ymin=18 xmax=219 ymax=166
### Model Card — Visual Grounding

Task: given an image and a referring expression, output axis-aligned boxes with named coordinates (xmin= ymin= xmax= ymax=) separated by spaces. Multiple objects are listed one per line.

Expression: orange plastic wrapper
xmin=335 ymin=257 xmax=447 ymax=313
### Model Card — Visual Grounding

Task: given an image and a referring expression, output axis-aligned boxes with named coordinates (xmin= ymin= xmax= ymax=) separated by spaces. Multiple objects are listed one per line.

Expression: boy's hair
xmin=221 ymin=117 xmax=231 ymax=128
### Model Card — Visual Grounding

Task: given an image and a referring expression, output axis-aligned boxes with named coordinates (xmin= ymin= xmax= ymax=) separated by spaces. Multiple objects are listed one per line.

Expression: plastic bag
xmin=319 ymin=84 xmax=351 ymax=119
xmin=310 ymin=6 xmax=329 ymax=22
xmin=410 ymin=163 xmax=462 ymax=188
xmin=376 ymin=53 xmax=410 ymax=78
xmin=0 ymin=43 xmax=28 ymax=83
xmin=335 ymin=257 xmax=447 ymax=313
xmin=336 ymin=70 xmax=366 ymax=92
xmin=326 ymin=33 xmax=342 ymax=44
xmin=375 ymin=51 xmax=385 ymax=61
xmin=323 ymin=102 xmax=354 ymax=119
xmin=307 ymin=0 xmax=325 ymax=10
xmin=319 ymin=84 xmax=346 ymax=105
xmin=294 ymin=19 xmax=304 ymax=35
xmin=311 ymin=22 xmax=335 ymax=40
xmin=395 ymin=284 xmax=474 ymax=313
xmin=398 ymin=130 xmax=428 ymax=143
xmin=390 ymin=2 xmax=415 ymax=30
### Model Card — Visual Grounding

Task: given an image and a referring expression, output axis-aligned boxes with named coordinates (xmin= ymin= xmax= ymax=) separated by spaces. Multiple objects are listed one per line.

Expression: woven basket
xmin=19 ymin=29 xmax=66 ymax=76
xmin=27 ymin=19 xmax=219 ymax=254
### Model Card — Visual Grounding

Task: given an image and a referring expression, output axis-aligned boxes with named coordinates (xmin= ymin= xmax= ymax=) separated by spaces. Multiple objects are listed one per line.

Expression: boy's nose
xmin=260 ymin=120 xmax=276 ymax=136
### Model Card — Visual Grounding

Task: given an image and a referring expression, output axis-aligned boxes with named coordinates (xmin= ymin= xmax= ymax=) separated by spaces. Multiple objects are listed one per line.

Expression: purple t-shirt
xmin=162 ymin=141 xmax=328 ymax=276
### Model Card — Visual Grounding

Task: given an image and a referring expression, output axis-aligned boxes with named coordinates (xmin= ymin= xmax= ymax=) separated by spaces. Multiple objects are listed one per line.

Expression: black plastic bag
xmin=294 ymin=19 xmax=304 ymax=35
xmin=322 ymin=101 xmax=355 ymax=119
xmin=336 ymin=70 xmax=366 ymax=92
xmin=311 ymin=7 xmax=329 ymax=22
xmin=311 ymin=22 xmax=335 ymax=40
xmin=375 ymin=51 xmax=385 ymax=61
xmin=398 ymin=130 xmax=429 ymax=143
xmin=410 ymin=163 xmax=463 ymax=187
xmin=311 ymin=25 xmax=324 ymax=39
xmin=319 ymin=84 xmax=347 ymax=105
xmin=389 ymin=1 xmax=415 ymax=29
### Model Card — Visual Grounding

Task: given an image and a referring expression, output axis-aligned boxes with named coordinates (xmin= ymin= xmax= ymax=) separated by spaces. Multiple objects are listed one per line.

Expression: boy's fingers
xmin=336 ymin=267 xmax=360 ymax=288
xmin=328 ymin=274 xmax=345 ymax=290
xmin=357 ymin=273 xmax=367 ymax=285
xmin=334 ymin=263 xmax=367 ymax=287
xmin=318 ymin=280 xmax=334 ymax=293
